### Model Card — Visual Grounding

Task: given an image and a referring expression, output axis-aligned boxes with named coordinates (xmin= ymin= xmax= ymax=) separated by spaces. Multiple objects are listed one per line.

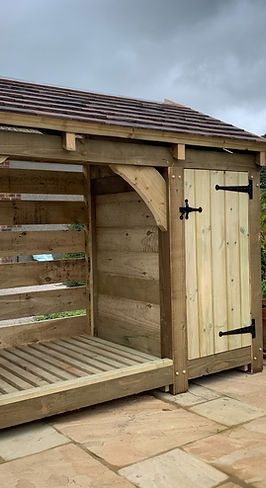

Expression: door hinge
xmin=215 ymin=179 xmax=253 ymax=199
xmin=179 ymin=199 xmax=203 ymax=220
xmin=219 ymin=319 xmax=256 ymax=339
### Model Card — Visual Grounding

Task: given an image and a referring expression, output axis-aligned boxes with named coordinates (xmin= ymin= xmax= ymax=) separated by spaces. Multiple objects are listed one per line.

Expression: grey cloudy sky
xmin=1 ymin=0 xmax=266 ymax=134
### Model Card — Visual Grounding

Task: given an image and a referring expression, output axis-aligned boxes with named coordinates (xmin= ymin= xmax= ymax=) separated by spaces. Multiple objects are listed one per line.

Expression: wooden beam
xmin=0 ymin=129 xmax=174 ymax=166
xmin=172 ymin=144 xmax=186 ymax=160
xmin=159 ymin=168 xmax=188 ymax=393
xmin=0 ymin=110 xmax=265 ymax=151
xmin=256 ymin=151 xmax=266 ymax=166
xmin=63 ymin=132 xmax=76 ymax=151
xmin=0 ymin=156 xmax=8 ymax=164
xmin=110 ymin=165 xmax=167 ymax=231
xmin=249 ymin=168 xmax=263 ymax=372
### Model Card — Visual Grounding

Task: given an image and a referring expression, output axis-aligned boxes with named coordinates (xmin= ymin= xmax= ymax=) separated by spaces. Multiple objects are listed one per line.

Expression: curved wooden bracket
xmin=0 ymin=156 xmax=8 ymax=165
xmin=110 ymin=164 xmax=167 ymax=231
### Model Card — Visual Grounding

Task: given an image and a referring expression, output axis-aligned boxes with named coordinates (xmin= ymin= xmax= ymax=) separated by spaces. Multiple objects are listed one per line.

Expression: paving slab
xmin=119 ymin=447 xmax=228 ymax=488
xmin=184 ymin=416 xmax=266 ymax=488
xmin=194 ymin=369 xmax=266 ymax=411
xmin=154 ymin=383 xmax=220 ymax=407
xmin=53 ymin=394 xmax=225 ymax=466
xmin=0 ymin=444 xmax=135 ymax=488
xmin=219 ymin=483 xmax=243 ymax=488
xmin=190 ymin=396 xmax=265 ymax=426
xmin=0 ymin=422 xmax=68 ymax=461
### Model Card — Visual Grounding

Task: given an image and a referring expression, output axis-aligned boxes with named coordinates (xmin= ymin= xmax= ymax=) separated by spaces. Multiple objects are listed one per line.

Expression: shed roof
xmin=0 ymin=77 xmax=264 ymax=148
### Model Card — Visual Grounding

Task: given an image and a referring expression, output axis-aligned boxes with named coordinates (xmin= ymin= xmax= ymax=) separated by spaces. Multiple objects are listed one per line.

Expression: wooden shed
xmin=0 ymin=78 xmax=265 ymax=429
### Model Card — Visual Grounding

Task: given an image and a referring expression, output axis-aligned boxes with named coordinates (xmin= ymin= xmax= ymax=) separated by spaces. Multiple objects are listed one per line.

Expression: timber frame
xmin=0 ymin=82 xmax=265 ymax=428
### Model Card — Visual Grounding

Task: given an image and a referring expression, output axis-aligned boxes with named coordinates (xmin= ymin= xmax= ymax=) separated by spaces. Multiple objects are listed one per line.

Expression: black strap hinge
xmin=219 ymin=319 xmax=256 ymax=339
xmin=215 ymin=179 xmax=253 ymax=199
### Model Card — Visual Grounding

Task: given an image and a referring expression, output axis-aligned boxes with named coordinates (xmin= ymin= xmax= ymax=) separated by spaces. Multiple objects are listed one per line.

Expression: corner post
xmin=249 ymin=167 xmax=263 ymax=372
xmin=159 ymin=166 xmax=188 ymax=394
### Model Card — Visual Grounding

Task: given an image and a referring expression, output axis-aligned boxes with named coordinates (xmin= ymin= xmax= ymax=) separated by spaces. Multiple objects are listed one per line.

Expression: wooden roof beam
xmin=0 ymin=111 xmax=266 ymax=152
xmin=110 ymin=164 xmax=167 ymax=231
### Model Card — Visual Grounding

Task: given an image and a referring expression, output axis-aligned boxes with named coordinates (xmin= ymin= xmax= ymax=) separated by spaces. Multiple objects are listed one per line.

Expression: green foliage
xmin=34 ymin=309 xmax=85 ymax=321
xmin=261 ymin=167 xmax=266 ymax=297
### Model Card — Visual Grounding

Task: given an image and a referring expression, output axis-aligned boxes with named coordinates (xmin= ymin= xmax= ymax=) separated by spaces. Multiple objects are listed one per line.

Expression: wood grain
xmin=0 ymin=286 xmax=86 ymax=320
xmin=0 ymin=167 xmax=83 ymax=194
xmin=0 ymin=259 xmax=85 ymax=288
xmin=110 ymin=165 xmax=167 ymax=231
xmin=0 ymin=200 xmax=86 ymax=225
xmin=0 ymin=229 xmax=85 ymax=257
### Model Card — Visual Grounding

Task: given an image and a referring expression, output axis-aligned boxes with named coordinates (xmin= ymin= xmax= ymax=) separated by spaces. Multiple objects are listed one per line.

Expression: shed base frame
xmin=0 ymin=335 xmax=173 ymax=429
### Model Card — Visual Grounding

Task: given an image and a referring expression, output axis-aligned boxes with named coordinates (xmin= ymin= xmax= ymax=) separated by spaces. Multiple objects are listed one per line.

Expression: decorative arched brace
xmin=109 ymin=164 xmax=167 ymax=231
xmin=0 ymin=156 xmax=8 ymax=164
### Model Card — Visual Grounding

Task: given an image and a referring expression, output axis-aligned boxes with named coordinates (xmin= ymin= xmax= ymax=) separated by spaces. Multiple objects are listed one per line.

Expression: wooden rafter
xmin=110 ymin=164 xmax=167 ymax=231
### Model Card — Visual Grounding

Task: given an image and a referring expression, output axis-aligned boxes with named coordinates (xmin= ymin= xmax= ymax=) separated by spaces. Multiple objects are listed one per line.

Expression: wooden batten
xmin=256 ymin=151 xmax=266 ymax=166
xmin=110 ymin=165 xmax=167 ymax=231
xmin=172 ymin=144 xmax=186 ymax=160
xmin=63 ymin=132 xmax=76 ymax=151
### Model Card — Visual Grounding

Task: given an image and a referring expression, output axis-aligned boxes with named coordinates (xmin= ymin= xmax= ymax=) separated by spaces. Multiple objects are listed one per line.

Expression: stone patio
xmin=0 ymin=365 xmax=265 ymax=488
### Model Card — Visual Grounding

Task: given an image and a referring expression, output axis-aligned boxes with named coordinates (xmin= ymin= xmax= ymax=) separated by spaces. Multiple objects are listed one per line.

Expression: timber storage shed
xmin=0 ymin=78 xmax=265 ymax=429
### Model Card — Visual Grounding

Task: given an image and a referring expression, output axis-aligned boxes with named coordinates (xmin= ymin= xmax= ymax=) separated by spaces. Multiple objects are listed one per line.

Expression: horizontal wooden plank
xmin=0 ymin=259 xmax=86 ymax=288
xmin=0 ymin=315 xmax=88 ymax=348
xmin=188 ymin=346 xmax=251 ymax=379
xmin=0 ymin=168 xmax=84 ymax=195
xmin=97 ymin=294 xmax=160 ymax=356
xmin=98 ymin=273 xmax=160 ymax=304
xmin=97 ymin=226 xmax=158 ymax=253
xmin=97 ymin=251 xmax=159 ymax=280
xmin=0 ymin=286 xmax=86 ymax=320
xmin=0 ymin=201 xmax=86 ymax=225
xmin=0 ymin=129 xmax=174 ymax=165
xmin=185 ymin=148 xmax=257 ymax=171
xmin=96 ymin=192 xmax=156 ymax=228
xmin=0 ymin=358 xmax=173 ymax=428
xmin=0 ymin=229 xmax=85 ymax=257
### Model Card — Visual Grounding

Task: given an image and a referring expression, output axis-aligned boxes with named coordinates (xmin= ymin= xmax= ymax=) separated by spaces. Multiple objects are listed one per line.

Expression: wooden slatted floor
xmin=0 ymin=335 xmax=163 ymax=395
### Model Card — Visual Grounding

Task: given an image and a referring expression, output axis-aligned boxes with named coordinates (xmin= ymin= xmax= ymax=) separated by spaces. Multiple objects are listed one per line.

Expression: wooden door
xmin=184 ymin=169 xmax=252 ymax=360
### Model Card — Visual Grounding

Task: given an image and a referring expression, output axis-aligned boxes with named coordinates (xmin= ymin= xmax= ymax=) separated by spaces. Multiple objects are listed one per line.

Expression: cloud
xmin=0 ymin=0 xmax=265 ymax=134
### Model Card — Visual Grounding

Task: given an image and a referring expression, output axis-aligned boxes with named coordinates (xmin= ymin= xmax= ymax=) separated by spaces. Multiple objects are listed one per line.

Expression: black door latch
xmin=179 ymin=199 xmax=203 ymax=220
xmin=219 ymin=319 xmax=256 ymax=339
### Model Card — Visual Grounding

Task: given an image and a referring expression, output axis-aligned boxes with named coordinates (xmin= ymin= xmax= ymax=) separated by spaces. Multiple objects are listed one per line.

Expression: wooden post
xmin=249 ymin=168 xmax=263 ymax=372
xmin=159 ymin=167 xmax=188 ymax=394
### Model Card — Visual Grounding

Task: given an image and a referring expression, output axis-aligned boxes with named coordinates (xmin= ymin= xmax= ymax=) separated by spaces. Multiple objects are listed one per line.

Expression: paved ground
xmin=0 ymin=364 xmax=265 ymax=488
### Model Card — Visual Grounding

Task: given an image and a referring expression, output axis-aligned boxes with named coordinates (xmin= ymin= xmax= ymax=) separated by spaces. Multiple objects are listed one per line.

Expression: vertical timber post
xmin=160 ymin=166 xmax=188 ymax=394
xmin=249 ymin=167 xmax=263 ymax=372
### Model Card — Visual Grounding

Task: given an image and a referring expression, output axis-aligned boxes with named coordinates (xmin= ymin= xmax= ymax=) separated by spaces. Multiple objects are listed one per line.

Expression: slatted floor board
xmin=0 ymin=335 xmax=159 ymax=395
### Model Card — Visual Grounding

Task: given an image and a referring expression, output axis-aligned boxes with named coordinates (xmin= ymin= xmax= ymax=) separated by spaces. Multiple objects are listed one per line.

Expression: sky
xmin=0 ymin=0 xmax=266 ymax=135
